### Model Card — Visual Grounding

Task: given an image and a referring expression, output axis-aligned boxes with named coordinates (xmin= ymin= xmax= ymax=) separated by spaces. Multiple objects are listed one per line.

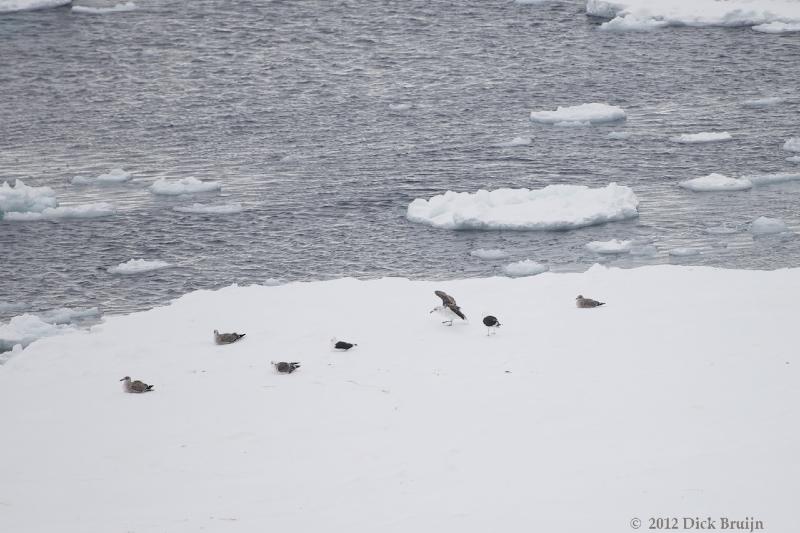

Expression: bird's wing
xmin=435 ymin=290 xmax=456 ymax=306
xmin=450 ymin=306 xmax=466 ymax=320
xmin=131 ymin=380 xmax=148 ymax=392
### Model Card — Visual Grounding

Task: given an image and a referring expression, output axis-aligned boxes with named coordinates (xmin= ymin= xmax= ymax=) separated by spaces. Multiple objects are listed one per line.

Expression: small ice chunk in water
xmin=503 ymin=260 xmax=548 ymax=277
xmin=470 ymin=249 xmax=510 ymax=260
xmin=389 ymin=103 xmax=412 ymax=111
xmin=71 ymin=168 xmax=131 ymax=185
xmin=599 ymin=16 xmax=668 ymax=32
xmin=783 ymin=138 xmax=800 ymax=153
xmin=669 ymin=248 xmax=701 ymax=257
xmin=495 ymin=136 xmax=531 ymax=147
xmin=607 ymin=131 xmax=631 ymax=140
xmin=751 ymin=217 xmax=788 ymax=235
xmin=149 ymin=177 xmax=221 ymax=195
xmin=585 ymin=239 xmax=633 ymax=254
xmin=107 ymin=259 xmax=173 ymax=275
xmin=752 ymin=22 xmax=800 ymax=34
xmin=173 ymin=203 xmax=244 ymax=214
xmin=742 ymin=97 xmax=785 ymax=108
xmin=530 ymin=103 xmax=626 ymax=126
xmin=679 ymin=173 xmax=752 ymax=192
xmin=670 ymin=132 xmax=732 ymax=144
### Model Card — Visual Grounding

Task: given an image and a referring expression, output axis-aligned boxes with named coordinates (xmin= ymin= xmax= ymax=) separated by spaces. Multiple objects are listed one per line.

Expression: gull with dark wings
xmin=431 ymin=290 xmax=467 ymax=326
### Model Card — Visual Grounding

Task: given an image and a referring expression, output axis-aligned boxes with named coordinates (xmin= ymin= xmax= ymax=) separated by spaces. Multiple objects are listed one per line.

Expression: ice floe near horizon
xmin=107 ymin=259 xmax=173 ymax=275
xmin=751 ymin=216 xmax=788 ymax=235
xmin=670 ymin=132 xmax=732 ymax=144
xmin=173 ymin=203 xmax=244 ymax=215
xmin=742 ymin=96 xmax=786 ymax=108
xmin=495 ymin=136 xmax=531 ymax=148
xmin=586 ymin=0 xmax=800 ymax=31
xmin=585 ymin=239 xmax=633 ymax=254
xmin=407 ymin=183 xmax=639 ymax=231
xmin=503 ymin=259 xmax=548 ymax=277
xmin=752 ymin=21 xmax=800 ymax=33
xmin=530 ymin=103 xmax=626 ymax=126
xmin=72 ymin=1 xmax=137 ymax=14
xmin=71 ymin=168 xmax=131 ymax=185
xmin=470 ymin=249 xmax=510 ymax=260
xmin=783 ymin=138 xmax=800 ymax=152
xmin=149 ymin=177 xmax=222 ymax=196
xmin=1 ymin=180 xmax=116 ymax=222
xmin=0 ymin=0 xmax=69 ymax=12
xmin=679 ymin=173 xmax=753 ymax=192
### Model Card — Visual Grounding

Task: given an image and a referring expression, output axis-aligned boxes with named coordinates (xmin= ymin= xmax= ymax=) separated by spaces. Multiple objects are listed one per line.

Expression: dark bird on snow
xmin=576 ymin=295 xmax=605 ymax=308
xmin=483 ymin=315 xmax=501 ymax=335
xmin=331 ymin=338 xmax=357 ymax=351
xmin=120 ymin=376 xmax=154 ymax=393
xmin=431 ymin=290 xmax=466 ymax=325
xmin=214 ymin=329 xmax=246 ymax=345
xmin=272 ymin=361 xmax=301 ymax=374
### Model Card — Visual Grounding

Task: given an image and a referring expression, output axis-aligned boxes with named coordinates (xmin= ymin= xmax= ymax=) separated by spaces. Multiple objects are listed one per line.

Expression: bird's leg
xmin=442 ymin=320 xmax=453 ymax=326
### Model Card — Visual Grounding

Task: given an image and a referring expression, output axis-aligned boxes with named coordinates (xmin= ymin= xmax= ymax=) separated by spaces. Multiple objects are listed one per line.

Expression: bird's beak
xmin=119 ymin=378 xmax=124 ymax=381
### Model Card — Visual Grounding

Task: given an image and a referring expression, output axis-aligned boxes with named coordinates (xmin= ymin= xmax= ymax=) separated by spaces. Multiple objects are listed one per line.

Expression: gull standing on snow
xmin=214 ymin=329 xmax=246 ymax=345
xmin=272 ymin=361 xmax=301 ymax=374
xmin=431 ymin=290 xmax=467 ymax=325
xmin=331 ymin=338 xmax=357 ymax=351
xmin=483 ymin=315 xmax=501 ymax=335
xmin=576 ymin=295 xmax=605 ymax=308
xmin=120 ymin=376 xmax=154 ymax=393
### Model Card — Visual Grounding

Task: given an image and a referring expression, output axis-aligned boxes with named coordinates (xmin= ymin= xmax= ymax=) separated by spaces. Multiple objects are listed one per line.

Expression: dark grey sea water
xmin=1 ymin=0 xmax=799 ymax=322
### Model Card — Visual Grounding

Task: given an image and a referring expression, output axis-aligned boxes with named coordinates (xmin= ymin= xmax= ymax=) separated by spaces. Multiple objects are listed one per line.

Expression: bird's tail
xmin=240 ymin=333 xmax=246 ymax=338
xmin=598 ymin=302 xmax=606 ymax=306
xmin=146 ymin=385 xmax=154 ymax=391
xmin=291 ymin=362 xmax=301 ymax=366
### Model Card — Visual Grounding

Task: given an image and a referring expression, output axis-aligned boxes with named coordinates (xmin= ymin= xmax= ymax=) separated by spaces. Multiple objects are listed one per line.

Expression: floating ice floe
xmin=599 ymin=15 xmax=669 ymax=31
xmin=530 ymin=103 xmax=626 ymax=126
xmin=0 ymin=314 xmax=74 ymax=354
xmin=783 ymin=138 xmax=800 ymax=152
xmin=470 ymin=249 xmax=510 ymax=260
xmin=495 ymin=136 xmax=531 ymax=148
xmin=173 ymin=203 xmax=244 ymax=215
xmin=407 ymin=183 xmax=639 ymax=231
xmin=0 ymin=0 xmax=70 ymax=12
xmin=71 ymin=168 xmax=131 ymax=185
xmin=751 ymin=216 xmax=788 ymax=235
xmin=607 ymin=131 xmax=631 ymax=140
xmin=742 ymin=96 xmax=786 ymax=108
xmin=586 ymin=0 xmax=800 ymax=31
xmin=752 ymin=21 xmax=800 ymax=33
xmin=388 ymin=103 xmax=412 ymax=111
xmin=679 ymin=173 xmax=753 ymax=192
xmin=149 ymin=177 xmax=221 ymax=196
xmin=746 ymin=172 xmax=800 ymax=186
xmin=585 ymin=239 xmax=633 ymax=254
xmin=71 ymin=1 xmax=137 ymax=14
xmin=669 ymin=248 xmax=701 ymax=257
xmin=503 ymin=259 xmax=548 ymax=277
xmin=107 ymin=259 xmax=173 ymax=275
xmin=670 ymin=132 xmax=732 ymax=144
xmin=1 ymin=179 xmax=116 ymax=222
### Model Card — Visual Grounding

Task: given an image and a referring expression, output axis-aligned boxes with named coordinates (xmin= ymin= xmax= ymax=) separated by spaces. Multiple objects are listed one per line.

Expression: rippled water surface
xmin=1 ymin=0 xmax=799 ymax=319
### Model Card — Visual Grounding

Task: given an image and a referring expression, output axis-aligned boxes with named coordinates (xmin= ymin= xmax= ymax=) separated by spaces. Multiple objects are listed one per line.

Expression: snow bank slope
xmin=0 ymin=266 xmax=797 ymax=532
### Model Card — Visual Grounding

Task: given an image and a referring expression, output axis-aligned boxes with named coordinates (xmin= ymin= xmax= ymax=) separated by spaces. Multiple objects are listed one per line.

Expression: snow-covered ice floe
xmin=679 ymin=173 xmax=753 ymax=192
xmin=71 ymin=168 xmax=131 ymax=185
xmin=173 ymin=203 xmax=244 ymax=215
xmin=0 ymin=314 xmax=74 ymax=354
xmin=742 ymin=96 xmax=786 ymax=108
xmin=752 ymin=21 xmax=800 ymax=33
xmin=503 ymin=259 xmax=549 ymax=277
xmin=783 ymin=138 xmax=800 ymax=152
xmin=107 ymin=259 xmax=173 ymax=275
xmin=71 ymin=1 xmax=137 ymax=14
xmin=1 ymin=265 xmax=799 ymax=531
xmin=470 ymin=249 xmax=510 ymax=260
xmin=495 ymin=136 xmax=531 ymax=147
xmin=149 ymin=177 xmax=221 ymax=196
xmin=670 ymin=132 xmax=732 ymax=144
xmin=407 ymin=183 xmax=639 ymax=231
xmin=751 ymin=216 xmax=788 ymax=235
xmin=0 ymin=0 xmax=69 ymax=12
xmin=1 ymin=180 xmax=116 ymax=222
xmin=585 ymin=239 xmax=633 ymax=254
xmin=530 ymin=103 xmax=626 ymax=126
xmin=587 ymin=0 xmax=800 ymax=32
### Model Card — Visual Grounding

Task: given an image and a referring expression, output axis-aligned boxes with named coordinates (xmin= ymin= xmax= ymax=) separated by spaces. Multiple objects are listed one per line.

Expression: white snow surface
xmin=585 ymin=239 xmax=633 ymax=254
xmin=783 ymin=137 xmax=800 ymax=152
xmin=679 ymin=173 xmax=753 ymax=192
xmin=503 ymin=259 xmax=548 ymax=277
xmin=670 ymin=132 xmax=733 ymax=144
xmin=0 ymin=0 xmax=69 ymax=12
xmin=751 ymin=216 xmax=788 ymax=235
xmin=586 ymin=0 xmax=800 ymax=30
xmin=71 ymin=168 xmax=131 ymax=185
xmin=149 ymin=177 xmax=222 ymax=196
xmin=72 ymin=1 xmax=137 ymax=13
xmin=743 ymin=97 xmax=786 ymax=108
xmin=173 ymin=203 xmax=244 ymax=215
xmin=1 ymin=266 xmax=799 ymax=531
xmin=107 ymin=259 xmax=173 ymax=275
xmin=752 ymin=21 xmax=800 ymax=33
xmin=406 ymin=183 xmax=639 ymax=231
xmin=529 ymin=103 xmax=626 ymax=126
xmin=469 ymin=249 xmax=510 ymax=260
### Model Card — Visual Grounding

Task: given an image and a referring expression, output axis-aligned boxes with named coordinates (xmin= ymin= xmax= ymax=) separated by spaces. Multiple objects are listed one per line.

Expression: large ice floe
xmin=783 ymin=138 xmax=800 ymax=152
xmin=587 ymin=0 xmax=800 ymax=31
xmin=149 ymin=177 xmax=221 ymax=196
xmin=71 ymin=1 xmax=137 ymax=14
xmin=1 ymin=265 xmax=799 ymax=531
xmin=529 ymin=103 xmax=626 ymax=126
xmin=0 ymin=180 xmax=116 ymax=221
xmin=679 ymin=173 xmax=753 ymax=192
xmin=107 ymin=259 xmax=173 ymax=275
xmin=751 ymin=216 xmax=789 ymax=235
xmin=0 ymin=315 xmax=74 ymax=354
xmin=670 ymin=132 xmax=732 ymax=144
xmin=71 ymin=168 xmax=131 ymax=185
xmin=0 ymin=0 xmax=69 ymax=12
xmin=407 ymin=183 xmax=639 ymax=231
xmin=503 ymin=259 xmax=549 ymax=277
xmin=173 ymin=203 xmax=244 ymax=215
xmin=585 ymin=239 xmax=633 ymax=254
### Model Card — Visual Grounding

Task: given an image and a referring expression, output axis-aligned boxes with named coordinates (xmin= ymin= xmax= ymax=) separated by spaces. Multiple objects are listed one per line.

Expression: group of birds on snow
xmin=121 ymin=290 xmax=604 ymax=393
